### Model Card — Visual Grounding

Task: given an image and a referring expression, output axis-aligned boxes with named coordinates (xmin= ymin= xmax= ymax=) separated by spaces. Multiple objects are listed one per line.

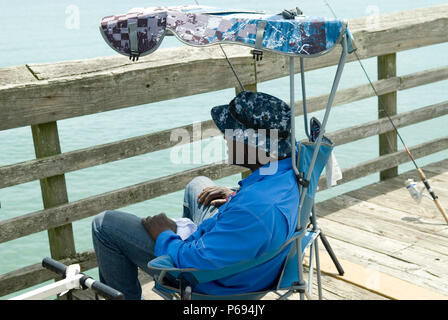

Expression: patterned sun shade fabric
xmin=100 ymin=5 xmax=353 ymax=59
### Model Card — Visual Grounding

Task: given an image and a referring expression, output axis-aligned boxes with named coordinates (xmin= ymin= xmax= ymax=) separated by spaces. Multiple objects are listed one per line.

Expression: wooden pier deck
xmin=140 ymin=158 xmax=448 ymax=300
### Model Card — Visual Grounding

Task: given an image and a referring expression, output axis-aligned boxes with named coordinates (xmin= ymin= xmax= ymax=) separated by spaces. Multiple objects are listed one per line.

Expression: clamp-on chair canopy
xmin=99 ymin=5 xmax=355 ymax=300
xmin=100 ymin=5 xmax=355 ymax=59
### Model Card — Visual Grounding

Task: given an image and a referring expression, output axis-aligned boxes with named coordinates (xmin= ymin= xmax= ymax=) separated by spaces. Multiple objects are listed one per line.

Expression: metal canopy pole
xmin=290 ymin=35 xmax=348 ymax=299
xmin=300 ymin=57 xmax=310 ymax=139
xmin=294 ymin=35 xmax=348 ymax=230
xmin=289 ymin=55 xmax=306 ymax=300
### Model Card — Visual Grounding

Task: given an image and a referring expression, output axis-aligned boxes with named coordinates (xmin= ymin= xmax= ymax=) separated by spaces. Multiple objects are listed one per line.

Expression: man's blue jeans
xmin=91 ymin=176 xmax=219 ymax=300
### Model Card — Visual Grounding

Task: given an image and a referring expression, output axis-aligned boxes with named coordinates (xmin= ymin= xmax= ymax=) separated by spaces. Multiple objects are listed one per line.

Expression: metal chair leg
xmin=307 ymin=242 xmax=314 ymax=298
xmin=314 ymin=239 xmax=323 ymax=300
xmin=320 ymin=231 xmax=344 ymax=276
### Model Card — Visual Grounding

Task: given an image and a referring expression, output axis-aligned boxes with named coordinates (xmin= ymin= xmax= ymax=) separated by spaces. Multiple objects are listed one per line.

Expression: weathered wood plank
xmin=1 ymin=5 xmax=448 ymax=131
xmin=0 ymin=119 xmax=219 ymax=188
xmin=293 ymin=65 xmax=448 ymax=120
xmin=326 ymin=100 xmax=448 ymax=146
xmin=0 ymin=65 xmax=38 ymax=86
xmin=0 ymin=46 xmax=255 ymax=131
xmin=28 ymin=44 xmax=253 ymax=81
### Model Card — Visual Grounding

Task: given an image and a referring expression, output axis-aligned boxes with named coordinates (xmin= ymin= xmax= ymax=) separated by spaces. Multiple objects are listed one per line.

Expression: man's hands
xmin=141 ymin=213 xmax=177 ymax=241
xmin=198 ymin=186 xmax=234 ymax=207
xmin=141 ymin=185 xmax=233 ymax=241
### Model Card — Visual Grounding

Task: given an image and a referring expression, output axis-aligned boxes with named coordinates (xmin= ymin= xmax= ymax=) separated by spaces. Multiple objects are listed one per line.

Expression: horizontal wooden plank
xmin=0 ymin=65 xmax=38 ymax=86
xmin=1 ymin=5 xmax=447 ymax=130
xmin=0 ymin=46 xmax=256 ymax=131
xmin=327 ymin=100 xmax=448 ymax=146
xmin=0 ymin=119 xmax=219 ymax=188
xmin=293 ymin=65 xmax=448 ymax=126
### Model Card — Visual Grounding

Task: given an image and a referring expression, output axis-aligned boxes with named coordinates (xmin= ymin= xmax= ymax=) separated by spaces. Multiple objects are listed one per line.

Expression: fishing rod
xmin=324 ymin=0 xmax=448 ymax=224
xmin=192 ymin=0 xmax=246 ymax=91
xmin=219 ymin=44 xmax=246 ymax=92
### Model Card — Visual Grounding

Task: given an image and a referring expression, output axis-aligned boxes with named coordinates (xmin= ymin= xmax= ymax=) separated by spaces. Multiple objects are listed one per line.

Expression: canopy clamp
xmin=296 ymin=174 xmax=310 ymax=188
xmin=128 ymin=22 xmax=140 ymax=61
xmin=251 ymin=21 xmax=267 ymax=61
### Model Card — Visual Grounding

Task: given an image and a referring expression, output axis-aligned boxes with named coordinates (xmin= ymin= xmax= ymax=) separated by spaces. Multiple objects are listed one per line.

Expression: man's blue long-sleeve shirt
xmin=154 ymin=158 xmax=299 ymax=295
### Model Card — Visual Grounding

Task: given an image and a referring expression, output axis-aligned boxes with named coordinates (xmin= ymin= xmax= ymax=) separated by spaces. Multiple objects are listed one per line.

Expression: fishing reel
xmin=281 ymin=7 xmax=304 ymax=19
xmin=404 ymin=178 xmax=432 ymax=204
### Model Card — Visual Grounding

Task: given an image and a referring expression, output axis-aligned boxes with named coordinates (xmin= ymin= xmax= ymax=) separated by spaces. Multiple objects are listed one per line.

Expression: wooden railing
xmin=1 ymin=4 xmax=448 ymax=298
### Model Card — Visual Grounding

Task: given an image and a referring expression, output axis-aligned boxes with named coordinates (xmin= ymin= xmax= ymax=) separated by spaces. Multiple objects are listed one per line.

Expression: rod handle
xmin=91 ymin=281 xmax=125 ymax=300
xmin=42 ymin=257 xmax=67 ymax=276
xmin=417 ymin=168 xmax=426 ymax=180
xmin=434 ymin=198 xmax=448 ymax=225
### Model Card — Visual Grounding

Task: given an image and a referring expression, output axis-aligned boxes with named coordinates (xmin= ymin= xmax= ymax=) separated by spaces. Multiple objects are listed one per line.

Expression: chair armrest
xmin=148 ymin=230 xmax=305 ymax=284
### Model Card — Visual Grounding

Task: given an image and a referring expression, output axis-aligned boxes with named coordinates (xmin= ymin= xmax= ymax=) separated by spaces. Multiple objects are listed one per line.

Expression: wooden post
xmin=378 ymin=53 xmax=398 ymax=180
xmin=235 ymin=83 xmax=257 ymax=179
xmin=31 ymin=122 xmax=76 ymax=261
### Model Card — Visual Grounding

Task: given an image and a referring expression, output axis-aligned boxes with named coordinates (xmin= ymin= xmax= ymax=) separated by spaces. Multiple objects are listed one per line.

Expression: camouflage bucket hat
xmin=211 ymin=91 xmax=292 ymax=158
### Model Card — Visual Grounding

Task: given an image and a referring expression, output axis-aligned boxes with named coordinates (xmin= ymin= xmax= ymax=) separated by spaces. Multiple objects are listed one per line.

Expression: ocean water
xmin=0 ymin=0 xmax=447 ymax=298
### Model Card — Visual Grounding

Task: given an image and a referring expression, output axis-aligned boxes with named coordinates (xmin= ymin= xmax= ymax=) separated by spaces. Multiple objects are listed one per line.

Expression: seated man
xmin=91 ymin=91 xmax=300 ymax=300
